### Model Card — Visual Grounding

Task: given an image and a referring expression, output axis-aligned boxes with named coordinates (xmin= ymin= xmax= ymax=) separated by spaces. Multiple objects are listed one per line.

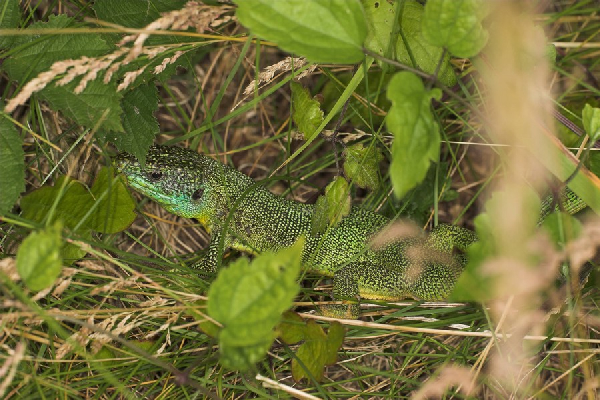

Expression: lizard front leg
xmin=191 ymin=229 xmax=230 ymax=274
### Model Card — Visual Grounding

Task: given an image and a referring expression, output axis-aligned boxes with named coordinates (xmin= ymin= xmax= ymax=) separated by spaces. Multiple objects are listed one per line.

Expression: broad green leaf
xmin=541 ymin=212 xmax=582 ymax=248
xmin=0 ymin=0 xmax=21 ymax=48
xmin=0 ymin=115 xmax=25 ymax=215
xmin=21 ymin=169 xmax=135 ymax=234
xmin=17 ymin=223 xmax=63 ymax=291
xmin=323 ymin=322 xmax=345 ymax=365
xmin=218 ymin=337 xmax=274 ymax=372
xmin=2 ymin=15 xmax=123 ymax=132
xmin=89 ymin=168 xmax=136 ymax=233
xmin=235 ymin=0 xmax=367 ymax=64
xmin=422 ymin=0 xmax=488 ymax=59
xmin=291 ymin=81 xmax=324 ymax=140
xmin=108 ymin=84 xmax=159 ymax=165
xmin=207 ymin=240 xmax=303 ymax=370
xmin=343 ymin=143 xmax=384 ymax=190
xmin=449 ymin=213 xmax=494 ymax=302
xmin=582 ymin=104 xmax=600 ymax=142
xmin=311 ymin=177 xmax=351 ymax=234
xmin=451 ymin=189 xmax=541 ymax=301
xmin=290 ymin=320 xmax=344 ymax=383
xmin=363 ymin=0 xmax=398 ymax=67
xmin=386 ymin=71 xmax=441 ymax=199
xmin=278 ymin=311 xmax=306 ymax=344
xmin=21 ymin=176 xmax=95 ymax=229
xmin=396 ymin=0 xmax=456 ymax=86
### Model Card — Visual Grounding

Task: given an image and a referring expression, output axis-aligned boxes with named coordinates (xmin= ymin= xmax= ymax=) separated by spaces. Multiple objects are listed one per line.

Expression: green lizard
xmin=115 ymin=145 xmax=586 ymax=318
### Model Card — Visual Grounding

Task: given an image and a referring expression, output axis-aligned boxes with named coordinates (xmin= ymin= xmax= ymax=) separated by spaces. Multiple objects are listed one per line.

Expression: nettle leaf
xmin=291 ymin=81 xmax=324 ymax=140
xmin=396 ymin=0 xmax=456 ymax=86
xmin=41 ymin=80 xmax=123 ymax=133
xmin=422 ymin=0 xmax=488 ymax=59
xmin=0 ymin=0 xmax=21 ymax=49
xmin=0 ymin=115 xmax=25 ymax=215
xmin=93 ymin=0 xmax=196 ymax=88
xmin=386 ymin=71 xmax=441 ymax=199
xmin=109 ymin=84 xmax=160 ymax=165
xmin=2 ymin=14 xmax=123 ymax=132
xmin=17 ymin=222 xmax=63 ymax=292
xmin=235 ymin=0 xmax=367 ymax=64
xmin=207 ymin=240 xmax=303 ymax=371
xmin=582 ymin=104 xmax=600 ymax=142
xmin=277 ymin=313 xmax=344 ymax=383
xmin=343 ymin=143 xmax=384 ymax=190
xmin=311 ymin=177 xmax=351 ymax=235
xmin=93 ymin=0 xmax=188 ymax=29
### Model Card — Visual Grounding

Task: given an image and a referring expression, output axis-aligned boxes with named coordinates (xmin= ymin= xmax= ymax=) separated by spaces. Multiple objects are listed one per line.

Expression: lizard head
xmin=115 ymin=145 xmax=218 ymax=220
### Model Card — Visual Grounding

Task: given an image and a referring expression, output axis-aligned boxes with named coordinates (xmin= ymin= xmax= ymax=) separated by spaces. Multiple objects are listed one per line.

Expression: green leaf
xmin=235 ymin=0 xmax=367 ymax=64
xmin=0 ymin=115 xmax=25 ymax=215
xmin=278 ymin=311 xmax=306 ymax=344
xmin=2 ymin=15 xmax=109 ymax=80
xmin=21 ymin=176 xmax=95 ymax=230
xmin=582 ymin=103 xmax=600 ymax=142
xmin=92 ymin=0 xmax=195 ymax=87
xmin=386 ymin=71 xmax=441 ymax=199
xmin=291 ymin=81 xmax=324 ymax=140
xmin=450 ymin=189 xmax=541 ymax=301
xmin=41 ymin=80 xmax=124 ymax=133
xmin=363 ymin=0 xmax=398 ymax=67
xmin=311 ymin=177 xmax=351 ymax=234
xmin=21 ymin=168 xmax=135 ymax=235
xmin=343 ymin=143 xmax=384 ymax=190
xmin=93 ymin=0 xmax=188 ymax=29
xmin=17 ymin=222 xmax=64 ymax=291
xmin=290 ymin=320 xmax=344 ymax=383
xmin=541 ymin=212 xmax=582 ymax=248
xmin=422 ymin=0 xmax=488 ymax=58
xmin=0 ymin=0 xmax=21 ymax=49
xmin=89 ymin=167 xmax=136 ymax=233
xmin=207 ymin=240 xmax=303 ymax=370
xmin=396 ymin=0 xmax=456 ymax=86
xmin=323 ymin=322 xmax=345 ymax=365
xmin=449 ymin=213 xmax=494 ymax=302
xmin=108 ymin=84 xmax=159 ymax=165
xmin=2 ymin=15 xmax=123 ymax=132
xmin=325 ymin=177 xmax=351 ymax=225
xmin=311 ymin=196 xmax=330 ymax=235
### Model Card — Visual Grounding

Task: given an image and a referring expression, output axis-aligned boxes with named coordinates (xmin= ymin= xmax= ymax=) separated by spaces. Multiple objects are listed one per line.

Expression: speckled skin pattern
xmin=114 ymin=145 xmax=481 ymax=317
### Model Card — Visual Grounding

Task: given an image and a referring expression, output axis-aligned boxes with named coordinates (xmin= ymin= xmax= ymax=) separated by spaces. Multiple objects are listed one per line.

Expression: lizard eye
xmin=191 ymin=188 xmax=204 ymax=201
xmin=149 ymin=171 xmax=163 ymax=181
